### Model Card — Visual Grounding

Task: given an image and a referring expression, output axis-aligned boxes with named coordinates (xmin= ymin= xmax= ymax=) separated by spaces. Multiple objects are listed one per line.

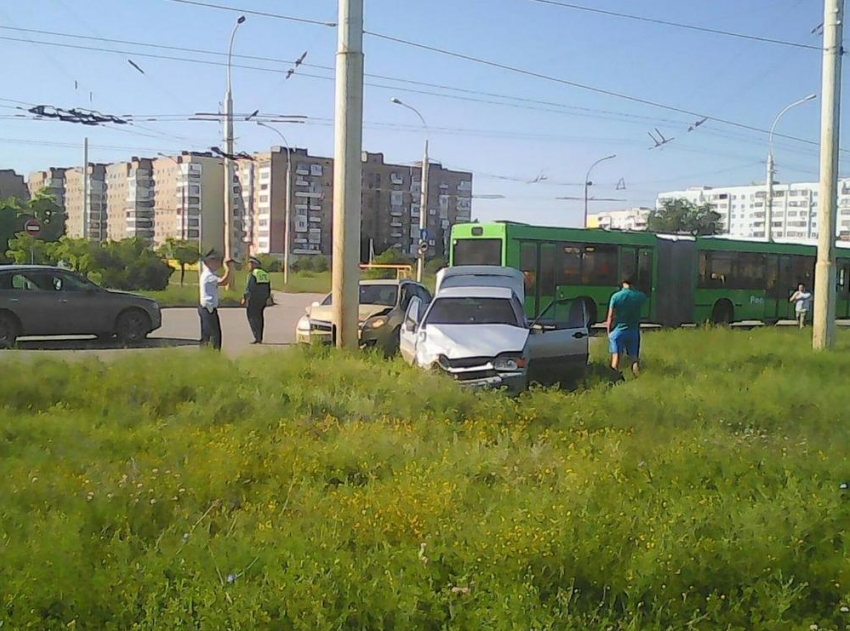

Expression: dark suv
xmin=0 ymin=266 xmax=162 ymax=347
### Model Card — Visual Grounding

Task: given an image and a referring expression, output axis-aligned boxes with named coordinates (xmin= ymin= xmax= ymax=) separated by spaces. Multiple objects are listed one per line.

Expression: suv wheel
xmin=0 ymin=312 xmax=19 ymax=349
xmin=116 ymin=309 xmax=151 ymax=344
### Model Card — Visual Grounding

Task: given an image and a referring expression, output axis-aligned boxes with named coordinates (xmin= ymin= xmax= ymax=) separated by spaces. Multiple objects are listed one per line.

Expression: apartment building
xmin=362 ymin=153 xmax=473 ymax=259
xmin=106 ymin=158 xmax=154 ymax=243
xmin=64 ymin=164 xmax=108 ymax=242
xmin=237 ymin=148 xmax=473 ymax=260
xmin=27 ymin=168 xmax=66 ymax=206
xmin=152 ymin=152 xmax=224 ymax=253
xmin=237 ymin=147 xmax=333 ymax=257
xmin=0 ymin=169 xmax=29 ymax=202
xmin=655 ymin=182 xmax=850 ymax=240
xmin=587 ymin=207 xmax=652 ymax=231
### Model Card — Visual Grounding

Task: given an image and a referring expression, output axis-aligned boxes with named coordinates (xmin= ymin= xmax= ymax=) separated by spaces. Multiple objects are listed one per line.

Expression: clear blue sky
xmin=0 ymin=0 xmax=845 ymax=227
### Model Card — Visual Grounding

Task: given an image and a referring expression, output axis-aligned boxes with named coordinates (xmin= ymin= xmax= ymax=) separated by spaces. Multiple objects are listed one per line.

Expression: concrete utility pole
xmin=766 ymin=94 xmax=817 ymax=241
xmin=584 ymin=154 xmax=616 ymax=228
xmin=332 ymin=0 xmax=364 ymax=349
xmin=814 ymin=0 xmax=844 ymax=350
xmin=391 ymin=97 xmax=429 ymax=282
xmin=82 ymin=137 xmax=89 ymax=239
xmin=256 ymin=122 xmax=293 ymax=286
xmin=224 ymin=15 xmax=246 ymax=262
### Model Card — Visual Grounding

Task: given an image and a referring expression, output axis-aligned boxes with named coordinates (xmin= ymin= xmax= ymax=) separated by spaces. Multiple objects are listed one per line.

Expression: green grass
xmin=0 ymin=328 xmax=847 ymax=628
xmin=139 ymin=270 xmax=331 ymax=306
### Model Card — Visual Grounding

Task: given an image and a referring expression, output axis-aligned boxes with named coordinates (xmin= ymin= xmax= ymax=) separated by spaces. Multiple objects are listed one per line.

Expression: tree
xmin=647 ymin=199 xmax=723 ymax=236
xmin=50 ymin=237 xmax=100 ymax=278
xmin=24 ymin=190 xmax=65 ymax=242
xmin=0 ymin=190 xmax=66 ymax=263
xmin=5 ymin=234 xmax=58 ymax=265
xmin=159 ymin=238 xmax=200 ymax=286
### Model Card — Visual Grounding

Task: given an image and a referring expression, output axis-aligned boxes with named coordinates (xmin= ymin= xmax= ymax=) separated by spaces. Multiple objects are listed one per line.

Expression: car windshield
xmin=425 ymin=297 xmax=521 ymax=327
xmin=320 ymin=284 xmax=399 ymax=307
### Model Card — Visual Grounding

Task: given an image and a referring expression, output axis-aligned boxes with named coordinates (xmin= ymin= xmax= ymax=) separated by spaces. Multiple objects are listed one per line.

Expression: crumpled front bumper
xmin=436 ymin=361 xmax=527 ymax=394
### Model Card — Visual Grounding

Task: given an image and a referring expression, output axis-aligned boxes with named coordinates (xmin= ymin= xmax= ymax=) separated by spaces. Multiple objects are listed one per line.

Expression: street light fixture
xmin=256 ymin=121 xmax=293 ymax=286
xmin=584 ymin=154 xmax=616 ymax=228
xmin=766 ymin=94 xmax=817 ymax=241
xmin=391 ymin=96 xmax=429 ymax=282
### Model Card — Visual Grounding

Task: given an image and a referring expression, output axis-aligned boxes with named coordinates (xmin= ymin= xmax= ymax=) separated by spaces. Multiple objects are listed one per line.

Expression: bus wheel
xmin=579 ymin=297 xmax=597 ymax=327
xmin=711 ymin=300 xmax=734 ymax=326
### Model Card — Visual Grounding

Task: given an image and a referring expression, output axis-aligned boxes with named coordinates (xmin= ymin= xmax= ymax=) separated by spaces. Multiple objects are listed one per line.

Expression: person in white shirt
xmin=789 ymin=283 xmax=813 ymax=329
xmin=198 ymin=250 xmax=233 ymax=350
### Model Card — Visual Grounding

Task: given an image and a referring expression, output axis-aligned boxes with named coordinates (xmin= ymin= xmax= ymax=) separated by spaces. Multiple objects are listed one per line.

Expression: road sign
xmin=418 ymin=240 xmax=429 ymax=254
xmin=420 ymin=228 xmax=430 ymax=241
xmin=23 ymin=219 xmax=41 ymax=238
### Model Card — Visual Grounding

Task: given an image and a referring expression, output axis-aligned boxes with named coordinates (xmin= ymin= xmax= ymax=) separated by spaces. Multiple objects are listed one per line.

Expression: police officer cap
xmin=203 ymin=249 xmax=223 ymax=262
xmin=248 ymin=256 xmax=262 ymax=266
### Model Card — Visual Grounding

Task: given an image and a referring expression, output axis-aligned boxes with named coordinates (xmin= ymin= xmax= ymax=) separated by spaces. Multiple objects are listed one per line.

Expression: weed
xmin=0 ymin=328 xmax=847 ymax=628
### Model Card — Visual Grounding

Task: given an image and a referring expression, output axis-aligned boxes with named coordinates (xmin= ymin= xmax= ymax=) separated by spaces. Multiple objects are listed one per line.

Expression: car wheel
xmin=0 ymin=312 xmax=19 ymax=349
xmin=115 ymin=309 xmax=151 ymax=344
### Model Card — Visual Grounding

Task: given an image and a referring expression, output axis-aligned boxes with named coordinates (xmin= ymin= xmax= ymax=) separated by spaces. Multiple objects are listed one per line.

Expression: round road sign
xmin=23 ymin=219 xmax=41 ymax=238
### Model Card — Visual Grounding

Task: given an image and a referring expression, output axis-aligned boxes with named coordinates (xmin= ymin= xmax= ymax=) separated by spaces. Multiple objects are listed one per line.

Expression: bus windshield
xmin=452 ymin=239 xmax=502 ymax=266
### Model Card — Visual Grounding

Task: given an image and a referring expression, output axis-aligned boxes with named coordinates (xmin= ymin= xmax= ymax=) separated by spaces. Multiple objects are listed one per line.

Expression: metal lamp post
xmin=584 ymin=154 xmax=616 ymax=228
xmin=223 ymin=15 xmax=246 ymax=262
xmin=391 ymin=96 xmax=429 ymax=282
xmin=766 ymin=94 xmax=817 ymax=241
xmin=256 ymin=121 xmax=293 ymax=286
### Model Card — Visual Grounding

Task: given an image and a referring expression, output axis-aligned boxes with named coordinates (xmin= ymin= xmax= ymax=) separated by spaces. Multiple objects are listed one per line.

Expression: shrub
xmin=256 ymin=254 xmax=282 ymax=273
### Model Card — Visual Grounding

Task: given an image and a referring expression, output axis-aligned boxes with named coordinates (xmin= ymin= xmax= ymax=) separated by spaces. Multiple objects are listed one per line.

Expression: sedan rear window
xmin=426 ymin=297 xmax=521 ymax=327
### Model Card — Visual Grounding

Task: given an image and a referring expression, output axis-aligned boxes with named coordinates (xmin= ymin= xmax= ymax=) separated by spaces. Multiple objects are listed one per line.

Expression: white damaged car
xmin=399 ymin=266 xmax=589 ymax=393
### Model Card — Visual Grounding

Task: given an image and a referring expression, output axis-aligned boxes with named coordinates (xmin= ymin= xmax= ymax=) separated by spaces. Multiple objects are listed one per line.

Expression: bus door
xmin=519 ymin=241 xmax=557 ymax=319
xmin=766 ymin=255 xmax=794 ymax=321
xmin=837 ymin=259 xmax=850 ymax=318
xmin=520 ymin=241 xmax=540 ymax=318
xmin=539 ymin=242 xmax=560 ymax=320
xmin=619 ymin=247 xmax=653 ymax=318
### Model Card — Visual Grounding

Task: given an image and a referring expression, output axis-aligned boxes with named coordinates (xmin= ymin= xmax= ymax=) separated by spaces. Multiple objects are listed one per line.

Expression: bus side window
xmin=558 ymin=244 xmax=582 ymax=286
xmin=766 ymin=255 xmax=779 ymax=294
xmin=638 ymin=248 xmax=653 ymax=295
xmin=581 ymin=244 xmax=618 ymax=286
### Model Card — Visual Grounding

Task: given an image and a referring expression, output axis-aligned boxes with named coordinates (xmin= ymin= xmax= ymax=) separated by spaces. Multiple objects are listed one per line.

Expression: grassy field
xmin=0 ymin=328 xmax=847 ymax=628
xmin=140 ymin=270 xmax=331 ymax=306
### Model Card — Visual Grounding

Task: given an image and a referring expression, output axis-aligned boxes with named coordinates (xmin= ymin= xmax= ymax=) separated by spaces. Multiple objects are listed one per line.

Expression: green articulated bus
xmin=449 ymin=222 xmax=850 ymax=327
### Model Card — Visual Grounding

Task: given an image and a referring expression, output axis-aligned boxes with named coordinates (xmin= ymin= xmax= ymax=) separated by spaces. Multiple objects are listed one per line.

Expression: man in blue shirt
xmin=605 ymin=278 xmax=647 ymax=379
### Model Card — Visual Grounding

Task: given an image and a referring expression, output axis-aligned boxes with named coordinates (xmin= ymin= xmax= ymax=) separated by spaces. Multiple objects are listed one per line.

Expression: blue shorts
xmin=609 ymin=328 xmax=640 ymax=357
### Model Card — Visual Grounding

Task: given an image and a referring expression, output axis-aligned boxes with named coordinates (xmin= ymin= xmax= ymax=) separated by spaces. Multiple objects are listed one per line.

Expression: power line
xmin=526 ymin=0 xmax=821 ymax=51
xmin=161 ymin=0 xmax=336 ymax=27
xmin=363 ymin=30 xmax=834 ymax=153
xmin=0 ymin=27 xmax=688 ymax=129
xmin=0 ymin=137 xmax=184 ymax=152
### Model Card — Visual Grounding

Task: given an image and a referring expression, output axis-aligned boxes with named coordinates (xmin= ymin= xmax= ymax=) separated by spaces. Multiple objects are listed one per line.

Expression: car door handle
xmin=572 ymin=332 xmax=587 ymax=339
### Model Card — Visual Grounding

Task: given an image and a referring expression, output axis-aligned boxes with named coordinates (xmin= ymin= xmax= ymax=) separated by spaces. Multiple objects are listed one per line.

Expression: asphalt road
xmin=5 ymin=292 xmax=323 ymax=360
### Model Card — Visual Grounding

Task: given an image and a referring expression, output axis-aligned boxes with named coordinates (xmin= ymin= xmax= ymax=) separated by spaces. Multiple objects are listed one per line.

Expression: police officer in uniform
xmin=243 ymin=256 xmax=271 ymax=344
